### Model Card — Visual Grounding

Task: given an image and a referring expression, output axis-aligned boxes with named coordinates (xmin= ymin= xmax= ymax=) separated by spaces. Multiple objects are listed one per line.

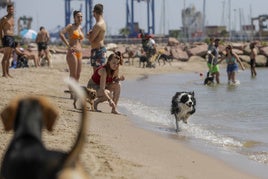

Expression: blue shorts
xmin=90 ymin=47 xmax=106 ymax=67
xmin=227 ymin=63 xmax=238 ymax=73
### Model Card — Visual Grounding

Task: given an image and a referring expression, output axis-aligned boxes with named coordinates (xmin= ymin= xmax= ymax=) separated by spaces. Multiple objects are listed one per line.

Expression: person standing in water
xmin=207 ymin=38 xmax=221 ymax=84
xmin=217 ymin=45 xmax=245 ymax=85
xmin=249 ymin=42 xmax=257 ymax=77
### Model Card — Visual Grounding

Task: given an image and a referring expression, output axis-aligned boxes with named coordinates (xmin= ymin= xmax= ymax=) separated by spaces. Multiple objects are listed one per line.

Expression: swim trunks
xmin=37 ymin=42 xmax=48 ymax=51
xmin=250 ymin=59 xmax=256 ymax=68
xmin=207 ymin=63 xmax=220 ymax=73
xmin=2 ymin=35 xmax=15 ymax=48
xmin=90 ymin=47 xmax=106 ymax=67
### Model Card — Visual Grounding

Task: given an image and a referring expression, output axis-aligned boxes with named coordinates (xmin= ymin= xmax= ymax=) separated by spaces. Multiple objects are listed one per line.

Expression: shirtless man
xmin=35 ymin=26 xmax=50 ymax=67
xmin=0 ymin=3 xmax=15 ymax=77
xmin=87 ymin=3 xmax=107 ymax=72
xmin=249 ymin=42 xmax=257 ymax=77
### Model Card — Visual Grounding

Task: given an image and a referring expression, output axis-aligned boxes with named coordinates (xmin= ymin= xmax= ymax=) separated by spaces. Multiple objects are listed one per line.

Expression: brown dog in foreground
xmin=0 ymin=79 xmax=90 ymax=179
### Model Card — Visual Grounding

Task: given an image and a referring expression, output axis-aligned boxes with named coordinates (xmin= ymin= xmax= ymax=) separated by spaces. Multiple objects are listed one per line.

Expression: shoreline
xmin=89 ymin=101 xmax=259 ymax=179
xmin=0 ymin=54 xmax=260 ymax=178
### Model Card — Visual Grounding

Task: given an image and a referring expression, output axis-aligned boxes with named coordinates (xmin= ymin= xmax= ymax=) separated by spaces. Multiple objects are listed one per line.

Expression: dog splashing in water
xmin=171 ymin=91 xmax=196 ymax=132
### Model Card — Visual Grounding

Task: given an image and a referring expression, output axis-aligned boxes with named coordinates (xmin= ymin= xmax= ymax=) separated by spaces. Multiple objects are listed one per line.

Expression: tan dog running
xmin=77 ymin=87 xmax=96 ymax=111
xmin=65 ymin=86 xmax=97 ymax=110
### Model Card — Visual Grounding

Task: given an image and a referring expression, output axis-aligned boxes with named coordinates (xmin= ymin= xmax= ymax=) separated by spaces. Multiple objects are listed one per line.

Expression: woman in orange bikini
xmin=60 ymin=10 xmax=84 ymax=81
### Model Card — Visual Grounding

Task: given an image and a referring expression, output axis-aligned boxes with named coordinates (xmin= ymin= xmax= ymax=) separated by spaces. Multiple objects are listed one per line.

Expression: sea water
xmin=119 ymin=68 xmax=268 ymax=178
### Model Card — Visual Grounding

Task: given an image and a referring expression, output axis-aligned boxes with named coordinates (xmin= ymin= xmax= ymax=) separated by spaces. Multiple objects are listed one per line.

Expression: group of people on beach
xmin=0 ymin=3 xmax=124 ymax=114
xmin=206 ymin=37 xmax=257 ymax=85
xmin=3 ymin=2 xmax=258 ymax=116
xmin=59 ymin=3 xmax=124 ymax=114
xmin=0 ymin=3 xmax=52 ymax=73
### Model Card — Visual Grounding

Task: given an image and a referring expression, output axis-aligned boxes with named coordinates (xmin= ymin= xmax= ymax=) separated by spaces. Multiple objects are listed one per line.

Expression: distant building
xmin=181 ymin=5 xmax=203 ymax=40
xmin=0 ymin=0 xmax=11 ymax=8
xmin=251 ymin=15 xmax=268 ymax=40
xmin=168 ymin=29 xmax=181 ymax=38
xmin=205 ymin=26 xmax=227 ymax=37
xmin=242 ymin=25 xmax=255 ymax=31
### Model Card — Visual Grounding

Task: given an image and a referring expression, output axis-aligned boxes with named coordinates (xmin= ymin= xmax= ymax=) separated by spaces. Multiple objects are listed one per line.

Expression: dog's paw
xmin=88 ymin=104 xmax=95 ymax=111
xmin=73 ymin=102 xmax=77 ymax=109
xmin=182 ymin=119 xmax=188 ymax=124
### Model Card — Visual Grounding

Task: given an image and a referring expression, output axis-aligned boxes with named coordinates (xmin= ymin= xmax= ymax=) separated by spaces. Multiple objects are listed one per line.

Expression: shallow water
xmin=119 ymin=68 xmax=268 ymax=178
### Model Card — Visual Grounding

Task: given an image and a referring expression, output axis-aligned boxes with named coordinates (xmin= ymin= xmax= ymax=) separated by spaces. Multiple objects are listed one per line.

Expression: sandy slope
xmin=0 ymin=54 xmax=257 ymax=179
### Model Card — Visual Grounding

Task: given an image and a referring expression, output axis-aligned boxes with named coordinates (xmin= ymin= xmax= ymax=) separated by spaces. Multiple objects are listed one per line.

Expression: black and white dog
xmin=204 ymin=71 xmax=214 ymax=85
xmin=171 ymin=91 xmax=196 ymax=132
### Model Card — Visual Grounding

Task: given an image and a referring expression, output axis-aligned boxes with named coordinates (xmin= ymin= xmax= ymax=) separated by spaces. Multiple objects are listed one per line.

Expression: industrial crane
xmin=126 ymin=0 xmax=155 ymax=37
xmin=251 ymin=14 xmax=268 ymax=39
xmin=64 ymin=0 xmax=155 ymax=37
xmin=64 ymin=0 xmax=93 ymax=33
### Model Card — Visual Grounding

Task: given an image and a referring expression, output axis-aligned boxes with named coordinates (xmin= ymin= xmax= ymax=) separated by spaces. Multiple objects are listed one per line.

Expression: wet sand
xmin=0 ymin=53 xmax=258 ymax=178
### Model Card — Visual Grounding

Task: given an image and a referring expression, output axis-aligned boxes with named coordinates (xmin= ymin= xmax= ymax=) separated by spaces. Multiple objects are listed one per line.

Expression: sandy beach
xmin=0 ymin=53 xmax=258 ymax=179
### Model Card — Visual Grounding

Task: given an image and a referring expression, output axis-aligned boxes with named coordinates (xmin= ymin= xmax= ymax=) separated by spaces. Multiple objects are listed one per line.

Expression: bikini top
xmin=71 ymin=30 xmax=83 ymax=40
xmin=91 ymin=65 xmax=114 ymax=85
xmin=226 ymin=55 xmax=236 ymax=64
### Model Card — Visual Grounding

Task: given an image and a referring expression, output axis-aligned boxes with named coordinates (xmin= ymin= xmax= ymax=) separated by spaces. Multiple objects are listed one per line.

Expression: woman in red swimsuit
xmin=87 ymin=51 xmax=125 ymax=114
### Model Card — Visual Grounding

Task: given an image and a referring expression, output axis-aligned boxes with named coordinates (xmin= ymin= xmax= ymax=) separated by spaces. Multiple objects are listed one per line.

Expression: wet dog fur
xmin=204 ymin=72 xmax=214 ymax=85
xmin=171 ymin=91 xmax=196 ymax=132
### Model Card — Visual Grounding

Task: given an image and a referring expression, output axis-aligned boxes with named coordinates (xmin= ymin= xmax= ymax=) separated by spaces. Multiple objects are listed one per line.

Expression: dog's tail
xmin=62 ymin=78 xmax=88 ymax=167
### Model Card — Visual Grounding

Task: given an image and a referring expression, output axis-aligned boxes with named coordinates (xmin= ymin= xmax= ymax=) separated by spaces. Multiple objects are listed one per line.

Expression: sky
xmin=1 ymin=0 xmax=267 ymax=35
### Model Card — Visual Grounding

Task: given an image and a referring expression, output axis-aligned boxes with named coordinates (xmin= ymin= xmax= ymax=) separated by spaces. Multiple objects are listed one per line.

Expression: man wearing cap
xmin=207 ymin=38 xmax=221 ymax=84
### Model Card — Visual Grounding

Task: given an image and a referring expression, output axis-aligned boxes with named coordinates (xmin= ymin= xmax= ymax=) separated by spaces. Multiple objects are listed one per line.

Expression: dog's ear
xmin=87 ymin=87 xmax=95 ymax=93
xmin=174 ymin=92 xmax=181 ymax=99
xmin=39 ymin=97 xmax=58 ymax=131
xmin=85 ymin=88 xmax=91 ymax=95
xmin=0 ymin=98 xmax=19 ymax=131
